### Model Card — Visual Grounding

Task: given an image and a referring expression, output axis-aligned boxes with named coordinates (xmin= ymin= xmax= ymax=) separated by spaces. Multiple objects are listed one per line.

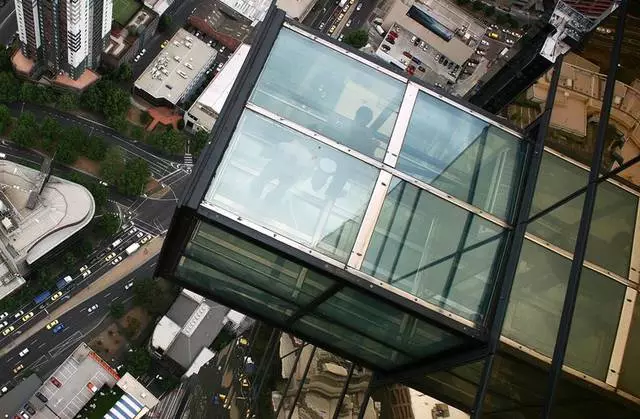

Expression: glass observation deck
xmin=158 ymin=12 xmax=640 ymax=417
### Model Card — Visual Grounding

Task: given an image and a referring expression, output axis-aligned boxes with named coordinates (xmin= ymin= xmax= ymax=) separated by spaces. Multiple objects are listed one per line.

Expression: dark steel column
xmin=470 ymin=54 xmax=566 ymax=419
xmin=251 ymin=331 xmax=282 ymax=415
xmin=356 ymin=373 xmax=377 ymax=419
xmin=286 ymin=346 xmax=317 ymax=419
xmin=274 ymin=345 xmax=305 ymax=417
xmin=540 ymin=1 xmax=629 ymax=417
xmin=331 ymin=363 xmax=356 ymax=419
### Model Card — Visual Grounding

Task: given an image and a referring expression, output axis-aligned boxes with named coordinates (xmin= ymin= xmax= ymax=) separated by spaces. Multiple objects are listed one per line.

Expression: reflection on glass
xmin=250 ymin=28 xmax=405 ymax=160
xmin=315 ymin=288 xmax=465 ymax=358
xmin=186 ymin=222 xmax=336 ymax=304
xmin=292 ymin=315 xmax=413 ymax=369
xmin=503 ymin=240 xmax=625 ymax=380
xmin=362 ymin=177 xmax=507 ymax=322
xmin=619 ymin=297 xmax=640 ymax=398
xmin=396 ymin=91 xmax=526 ymax=220
xmin=204 ymin=110 xmax=378 ymax=262
xmin=529 ymin=152 xmax=638 ymax=277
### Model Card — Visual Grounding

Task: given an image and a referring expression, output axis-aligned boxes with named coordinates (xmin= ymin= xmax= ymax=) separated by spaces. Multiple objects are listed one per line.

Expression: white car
xmin=136 ymin=232 xmax=144 ymax=238
xmin=0 ymin=311 xmax=7 ymax=320
xmin=111 ymin=256 xmax=123 ymax=265
xmin=141 ymin=235 xmax=151 ymax=244
xmin=345 ymin=19 xmax=352 ymax=27
xmin=0 ymin=320 xmax=7 ymax=328
xmin=82 ymin=269 xmax=91 ymax=278
xmin=14 ymin=310 xmax=24 ymax=319
xmin=140 ymin=48 xmax=146 ymax=55
xmin=19 ymin=348 xmax=29 ymax=357
xmin=124 ymin=281 xmax=134 ymax=290
xmin=133 ymin=55 xmax=140 ymax=63
xmin=356 ymin=3 xmax=362 ymax=10
xmin=80 ymin=265 xmax=88 ymax=272
xmin=88 ymin=304 xmax=99 ymax=313
xmin=338 ymin=34 xmax=344 ymax=42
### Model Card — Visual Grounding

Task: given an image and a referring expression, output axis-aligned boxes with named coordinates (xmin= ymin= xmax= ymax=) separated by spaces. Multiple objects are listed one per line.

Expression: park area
xmin=113 ymin=0 xmax=141 ymax=26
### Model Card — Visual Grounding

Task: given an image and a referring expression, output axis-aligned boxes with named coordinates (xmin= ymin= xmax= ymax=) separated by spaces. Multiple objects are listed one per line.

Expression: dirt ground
xmin=118 ymin=306 xmax=152 ymax=341
xmin=127 ymin=107 xmax=144 ymax=125
xmin=73 ymin=156 xmax=101 ymax=177
xmin=88 ymin=307 xmax=152 ymax=358
xmin=145 ymin=178 xmax=160 ymax=192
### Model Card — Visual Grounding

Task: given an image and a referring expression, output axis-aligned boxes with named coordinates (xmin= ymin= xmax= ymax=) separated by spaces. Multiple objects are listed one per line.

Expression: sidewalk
xmin=0 ymin=237 xmax=165 ymax=358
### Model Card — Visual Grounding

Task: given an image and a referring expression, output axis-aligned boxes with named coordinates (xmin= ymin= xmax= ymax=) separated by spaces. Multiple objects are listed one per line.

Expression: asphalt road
xmin=305 ymin=0 xmax=378 ymax=38
xmin=0 ymin=251 xmax=159 ymax=388
xmin=0 ymin=0 xmax=15 ymax=47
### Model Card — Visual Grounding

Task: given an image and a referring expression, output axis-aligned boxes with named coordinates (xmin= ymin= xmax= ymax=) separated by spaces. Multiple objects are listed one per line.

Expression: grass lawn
xmin=113 ymin=0 xmax=141 ymax=26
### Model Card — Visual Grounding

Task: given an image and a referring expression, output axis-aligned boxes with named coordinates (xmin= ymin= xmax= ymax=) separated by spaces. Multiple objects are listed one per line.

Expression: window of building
xmin=203 ymin=110 xmax=378 ymax=262
xmin=396 ymin=91 xmax=526 ymax=221
xmin=250 ymin=27 xmax=405 ymax=160
xmin=361 ymin=177 xmax=507 ymax=322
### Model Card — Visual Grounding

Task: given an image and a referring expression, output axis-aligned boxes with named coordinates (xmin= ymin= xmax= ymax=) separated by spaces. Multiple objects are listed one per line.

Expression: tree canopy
xmin=343 ymin=29 xmax=368 ymax=49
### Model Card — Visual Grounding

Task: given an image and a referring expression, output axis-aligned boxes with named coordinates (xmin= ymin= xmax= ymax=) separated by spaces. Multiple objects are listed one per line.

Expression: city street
xmin=0 ymin=256 xmax=159 ymax=387
xmin=0 ymin=0 xmax=15 ymax=47
xmin=305 ymin=0 xmax=377 ymax=38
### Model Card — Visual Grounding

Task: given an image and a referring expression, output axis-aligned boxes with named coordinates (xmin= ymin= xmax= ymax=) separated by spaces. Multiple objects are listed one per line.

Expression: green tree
xmin=149 ymin=129 xmax=185 ymax=155
xmin=11 ymin=112 xmax=39 ymax=148
xmin=101 ymin=147 xmax=125 ymax=185
xmin=140 ymin=111 xmax=152 ymax=125
xmin=103 ymin=87 xmax=130 ymax=121
xmin=81 ymin=84 xmax=103 ymax=112
xmin=0 ymin=47 xmax=12 ymax=72
xmin=496 ymin=12 xmax=508 ymax=24
xmin=119 ymin=158 xmax=149 ymax=196
xmin=123 ymin=317 xmax=141 ymax=339
xmin=96 ymin=213 xmax=120 ymax=235
xmin=109 ymin=302 xmax=125 ymax=319
xmin=78 ymin=238 xmax=93 ymax=256
xmin=131 ymin=278 xmax=168 ymax=314
xmin=56 ymin=126 xmax=84 ymax=164
xmin=117 ymin=64 xmax=133 ymax=81
xmin=57 ymin=93 xmax=79 ymax=111
xmin=158 ymin=15 xmax=172 ymax=33
xmin=472 ymin=0 xmax=483 ymax=10
xmin=85 ymin=137 xmax=108 ymax=161
xmin=484 ymin=5 xmax=495 ymax=16
xmin=20 ymin=83 xmax=42 ymax=103
xmin=89 ymin=183 xmax=108 ymax=209
xmin=191 ymin=129 xmax=209 ymax=157
xmin=130 ymin=125 xmax=145 ymax=140
xmin=124 ymin=347 xmax=152 ymax=377
xmin=342 ymin=29 xmax=368 ymax=49
xmin=0 ymin=72 xmax=20 ymax=102
xmin=40 ymin=117 xmax=60 ymax=153
xmin=64 ymin=252 xmax=77 ymax=270
xmin=0 ymin=104 xmax=11 ymax=134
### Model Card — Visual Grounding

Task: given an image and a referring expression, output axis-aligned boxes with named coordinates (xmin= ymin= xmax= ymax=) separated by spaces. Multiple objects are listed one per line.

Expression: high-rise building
xmin=157 ymin=2 xmax=640 ymax=418
xmin=14 ymin=0 xmax=113 ymax=79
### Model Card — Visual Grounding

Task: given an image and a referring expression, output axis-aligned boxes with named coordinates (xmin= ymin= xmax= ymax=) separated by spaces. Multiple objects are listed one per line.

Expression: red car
xmin=407 ymin=65 xmax=416 ymax=75
xmin=50 ymin=376 xmax=62 ymax=388
xmin=388 ymin=30 xmax=398 ymax=39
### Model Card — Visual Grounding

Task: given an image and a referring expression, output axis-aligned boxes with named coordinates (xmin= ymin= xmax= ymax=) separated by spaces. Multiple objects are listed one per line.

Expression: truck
xmin=111 ymin=239 xmax=122 ymax=249
xmin=34 ymin=291 xmax=51 ymax=305
xmin=125 ymin=243 xmax=140 ymax=256
xmin=56 ymin=275 xmax=73 ymax=291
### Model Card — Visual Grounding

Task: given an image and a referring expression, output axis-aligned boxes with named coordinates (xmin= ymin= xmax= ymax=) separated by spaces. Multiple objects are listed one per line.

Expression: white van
xmin=375 ymin=25 xmax=385 ymax=36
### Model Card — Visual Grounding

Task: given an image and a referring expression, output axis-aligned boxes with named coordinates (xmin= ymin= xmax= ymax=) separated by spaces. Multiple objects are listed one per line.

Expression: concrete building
xmin=184 ymin=44 xmax=251 ymax=133
xmin=0 ymin=159 xmax=94 ymax=300
xmin=149 ymin=288 xmax=234 ymax=372
xmin=133 ymin=28 xmax=217 ymax=107
xmin=14 ymin=0 xmax=112 ymax=79
xmin=218 ymin=0 xmax=316 ymax=22
xmin=102 ymin=7 xmax=160 ymax=70
xmin=188 ymin=0 xmax=254 ymax=51
xmin=0 ymin=374 xmax=42 ymax=418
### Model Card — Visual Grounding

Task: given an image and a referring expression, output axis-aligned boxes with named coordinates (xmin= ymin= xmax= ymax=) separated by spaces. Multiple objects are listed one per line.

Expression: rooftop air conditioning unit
xmin=174 ymin=56 xmax=181 ymax=62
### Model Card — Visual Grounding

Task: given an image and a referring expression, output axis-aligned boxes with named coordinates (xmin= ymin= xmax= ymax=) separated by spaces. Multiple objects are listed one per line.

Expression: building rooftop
xmin=0 ymin=374 xmax=42 ymax=418
xmin=186 ymin=44 xmax=250 ymax=132
xmin=116 ymin=373 xmax=159 ymax=409
xmin=151 ymin=289 xmax=231 ymax=369
xmin=182 ymin=347 xmax=216 ymax=378
xmin=105 ymin=8 xmax=155 ymax=59
xmin=104 ymin=393 xmax=146 ymax=419
xmin=218 ymin=0 xmax=271 ymax=23
xmin=33 ymin=343 xmax=120 ymax=419
xmin=134 ymin=28 xmax=217 ymax=105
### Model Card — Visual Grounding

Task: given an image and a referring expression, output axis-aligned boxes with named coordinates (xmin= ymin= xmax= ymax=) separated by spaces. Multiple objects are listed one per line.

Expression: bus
xmin=338 ymin=0 xmax=348 ymax=8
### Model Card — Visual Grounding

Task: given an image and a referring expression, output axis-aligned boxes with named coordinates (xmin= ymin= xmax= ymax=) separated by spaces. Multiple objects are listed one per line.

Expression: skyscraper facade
xmin=14 ymin=0 xmax=113 ymax=79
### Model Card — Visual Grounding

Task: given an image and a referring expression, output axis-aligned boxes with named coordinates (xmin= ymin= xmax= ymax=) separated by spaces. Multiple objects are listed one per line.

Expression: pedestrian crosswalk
xmin=184 ymin=153 xmax=193 ymax=166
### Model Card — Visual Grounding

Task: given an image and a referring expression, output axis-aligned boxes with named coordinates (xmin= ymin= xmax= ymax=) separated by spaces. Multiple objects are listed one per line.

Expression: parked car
xmin=411 ymin=56 xmax=421 ymax=65
xmin=35 ymin=392 xmax=48 ymax=403
xmin=51 ymin=291 xmax=62 ymax=301
xmin=345 ymin=19 xmax=352 ymax=27
xmin=105 ymin=252 xmax=116 ymax=262
xmin=21 ymin=312 xmax=33 ymax=322
xmin=2 ymin=325 xmax=14 ymax=336
xmin=402 ymin=51 xmax=412 ymax=59
xmin=356 ymin=3 xmax=362 ymax=10
xmin=46 ymin=319 xmax=59 ymax=330
xmin=124 ymin=281 xmax=134 ymax=290
xmin=19 ymin=348 xmax=29 ymax=357
xmin=388 ymin=31 xmax=398 ymax=39
xmin=13 ymin=364 xmax=24 ymax=374
xmin=88 ymin=304 xmax=99 ymax=313
xmin=52 ymin=324 xmax=65 ymax=334
xmin=82 ymin=269 xmax=91 ymax=278
xmin=0 ymin=311 xmax=8 ymax=320
xmin=50 ymin=377 xmax=62 ymax=388
xmin=111 ymin=256 xmax=123 ymax=265
xmin=385 ymin=36 xmax=395 ymax=44
xmin=380 ymin=44 xmax=390 ymax=52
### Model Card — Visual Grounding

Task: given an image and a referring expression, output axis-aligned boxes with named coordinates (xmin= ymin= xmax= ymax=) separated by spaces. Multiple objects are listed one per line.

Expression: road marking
xmin=111 ymin=296 xmax=119 ymax=302
xmin=31 ymin=338 xmax=38 ymax=345
xmin=38 ymin=342 xmax=46 ymax=349
xmin=104 ymin=292 xmax=111 ymax=298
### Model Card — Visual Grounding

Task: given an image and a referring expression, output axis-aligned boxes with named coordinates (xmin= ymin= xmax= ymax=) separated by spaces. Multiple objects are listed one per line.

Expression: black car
xmin=413 ymin=37 xmax=421 ymax=46
xmin=35 ymin=392 xmax=48 ymax=403
xmin=385 ymin=36 xmax=395 ymax=44
xmin=411 ymin=56 xmax=422 ymax=65
xmin=24 ymin=404 xmax=36 ymax=415
xmin=381 ymin=44 xmax=390 ymax=52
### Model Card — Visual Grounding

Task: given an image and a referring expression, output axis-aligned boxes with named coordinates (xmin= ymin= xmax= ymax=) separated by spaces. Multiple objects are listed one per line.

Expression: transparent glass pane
xmin=396 ymin=91 xmax=526 ymax=220
xmin=529 ymin=151 xmax=638 ymax=278
xmin=315 ymin=287 xmax=465 ymax=358
xmin=362 ymin=177 xmax=507 ymax=322
xmin=619 ymin=296 xmax=640 ymax=398
xmin=292 ymin=315 xmax=413 ymax=369
xmin=204 ymin=110 xmax=378 ymax=262
xmin=250 ymin=28 xmax=405 ymax=160
xmin=185 ymin=223 xmax=337 ymax=307
xmin=177 ymin=257 xmax=296 ymax=323
xmin=503 ymin=239 xmax=626 ymax=380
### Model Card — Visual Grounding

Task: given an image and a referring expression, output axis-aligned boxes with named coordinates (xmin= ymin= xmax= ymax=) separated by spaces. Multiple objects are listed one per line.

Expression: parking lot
xmin=32 ymin=345 xmax=119 ymax=419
